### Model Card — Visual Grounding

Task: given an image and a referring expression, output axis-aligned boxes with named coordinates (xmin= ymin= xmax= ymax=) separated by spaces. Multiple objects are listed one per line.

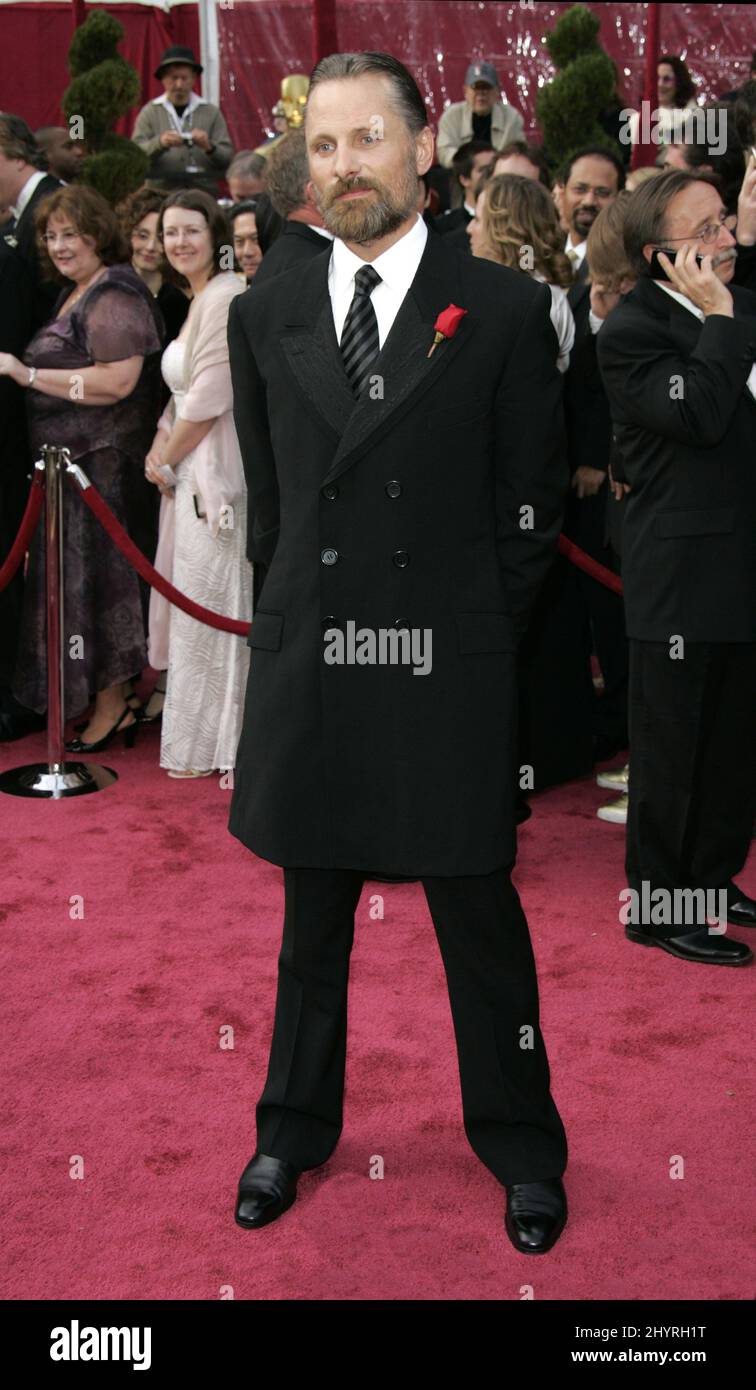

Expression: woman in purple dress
xmin=0 ymin=186 xmax=164 ymax=751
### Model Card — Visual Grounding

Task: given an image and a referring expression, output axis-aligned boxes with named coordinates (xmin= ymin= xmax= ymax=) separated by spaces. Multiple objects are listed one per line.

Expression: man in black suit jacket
xmin=0 ymin=115 xmax=63 ymax=329
xmin=251 ymin=128 xmax=334 ymax=288
xmin=433 ymin=139 xmax=494 ymax=237
xmin=227 ymin=52 xmax=569 ymax=1252
xmin=0 ymin=238 xmax=38 ymax=738
xmin=597 ymin=170 xmax=756 ymax=967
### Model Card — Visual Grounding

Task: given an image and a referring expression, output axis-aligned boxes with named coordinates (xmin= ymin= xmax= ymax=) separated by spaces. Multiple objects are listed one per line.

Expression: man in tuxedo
xmin=251 ymin=129 xmax=334 ymax=288
xmin=0 ymin=114 xmax=62 ymax=329
xmin=0 ymin=237 xmax=35 ymax=741
xmin=228 ymin=51 xmax=569 ymax=1253
xmin=433 ymin=139 xmax=494 ymax=237
xmin=554 ymin=147 xmax=625 ymax=279
xmin=597 ymin=170 xmax=756 ymax=966
xmin=0 ymin=120 xmax=50 ymax=740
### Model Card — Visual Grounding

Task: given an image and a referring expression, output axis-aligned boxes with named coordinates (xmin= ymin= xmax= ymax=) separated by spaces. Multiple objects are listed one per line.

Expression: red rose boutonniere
xmin=427 ymin=303 xmax=468 ymax=358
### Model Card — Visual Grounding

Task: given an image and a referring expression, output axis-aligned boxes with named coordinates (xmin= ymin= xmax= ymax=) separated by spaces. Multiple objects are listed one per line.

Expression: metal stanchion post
xmin=0 ymin=445 xmax=118 ymax=798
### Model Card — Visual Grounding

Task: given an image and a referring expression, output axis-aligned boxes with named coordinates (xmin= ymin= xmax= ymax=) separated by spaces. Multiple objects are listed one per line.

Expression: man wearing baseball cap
xmin=436 ymin=60 xmax=525 ymax=169
xmin=132 ymin=46 xmax=234 ymax=195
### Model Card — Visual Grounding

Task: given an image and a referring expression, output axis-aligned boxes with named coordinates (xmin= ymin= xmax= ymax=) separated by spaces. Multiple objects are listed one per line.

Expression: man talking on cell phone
xmin=227 ymin=51 xmax=570 ymax=1253
xmin=596 ymin=170 xmax=756 ymax=966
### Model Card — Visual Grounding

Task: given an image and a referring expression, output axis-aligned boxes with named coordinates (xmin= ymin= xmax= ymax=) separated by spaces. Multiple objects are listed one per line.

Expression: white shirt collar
xmin=152 ymin=90 xmax=204 ymax=115
xmin=653 ymin=280 xmax=704 ymax=320
xmin=565 ymin=235 xmax=587 ymax=265
xmin=308 ymin=224 xmax=334 ymax=240
xmin=654 ymin=279 xmax=756 ymax=400
xmin=11 ymin=169 xmax=47 ymax=220
xmin=330 ymin=211 xmax=428 ymax=300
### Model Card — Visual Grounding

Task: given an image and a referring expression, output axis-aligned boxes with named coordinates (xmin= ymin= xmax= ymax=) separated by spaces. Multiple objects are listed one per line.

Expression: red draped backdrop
xmin=0 ymin=2 xmax=200 ymax=135
xmin=0 ymin=2 xmax=753 ymax=152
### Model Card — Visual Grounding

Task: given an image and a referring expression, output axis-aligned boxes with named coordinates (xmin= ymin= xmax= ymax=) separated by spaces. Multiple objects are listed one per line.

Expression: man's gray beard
xmin=320 ymin=160 xmax=419 ymax=244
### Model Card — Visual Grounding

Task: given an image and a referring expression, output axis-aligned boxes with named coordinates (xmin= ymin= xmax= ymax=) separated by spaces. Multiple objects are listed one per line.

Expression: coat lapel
xmin=633 ymin=275 xmax=756 ymax=413
xmin=277 ymin=228 xmax=475 ymax=484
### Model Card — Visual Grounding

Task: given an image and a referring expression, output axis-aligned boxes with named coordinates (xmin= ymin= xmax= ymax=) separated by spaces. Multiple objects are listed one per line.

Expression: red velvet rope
xmin=0 ymin=472 xmax=624 ymax=634
xmin=0 ymin=472 xmax=44 ymax=593
xmin=72 ymin=477 xmax=251 ymax=637
xmin=557 ymin=534 xmax=624 ymax=595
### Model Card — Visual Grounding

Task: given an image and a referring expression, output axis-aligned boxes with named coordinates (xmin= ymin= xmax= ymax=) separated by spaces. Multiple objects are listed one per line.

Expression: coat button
xmin=385 ymin=480 xmax=402 ymax=498
xmin=321 ymin=615 xmax=341 ymax=632
xmin=321 ymin=548 xmax=339 ymax=565
xmin=394 ymin=618 xmax=409 ymax=630
xmin=392 ymin=550 xmax=410 ymax=568
xmin=321 ymin=484 xmax=339 ymax=500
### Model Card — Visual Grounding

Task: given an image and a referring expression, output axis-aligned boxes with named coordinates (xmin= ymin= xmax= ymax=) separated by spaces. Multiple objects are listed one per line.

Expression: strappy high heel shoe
xmin=73 ymin=689 xmax=142 ymax=734
xmin=65 ymin=705 xmax=139 ymax=753
xmin=136 ymin=677 xmax=166 ymax=725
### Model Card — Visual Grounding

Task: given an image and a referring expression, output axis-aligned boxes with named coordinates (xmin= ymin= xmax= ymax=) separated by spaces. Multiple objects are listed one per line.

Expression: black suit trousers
xmin=565 ymin=487 xmax=628 ymax=742
xmin=626 ymin=639 xmax=756 ymax=931
xmin=253 ymin=866 xmax=568 ymax=1186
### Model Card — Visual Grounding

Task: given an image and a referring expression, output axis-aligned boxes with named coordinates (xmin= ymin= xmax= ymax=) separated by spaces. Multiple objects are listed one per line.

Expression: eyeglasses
xmin=660 ymin=212 xmax=737 ymax=246
xmin=42 ymin=230 xmax=80 ymax=248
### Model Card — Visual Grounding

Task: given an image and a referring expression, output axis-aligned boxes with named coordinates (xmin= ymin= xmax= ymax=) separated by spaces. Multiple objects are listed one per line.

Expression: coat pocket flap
xmin=654 ymin=507 xmax=736 ymax=538
xmin=247 ymin=610 xmax=284 ymax=650
xmin=456 ymin=612 xmax=516 ymax=653
xmin=430 ymin=397 xmax=489 ymax=429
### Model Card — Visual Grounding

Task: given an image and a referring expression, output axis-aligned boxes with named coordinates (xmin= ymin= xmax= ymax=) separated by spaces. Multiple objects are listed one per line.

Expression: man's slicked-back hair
xmin=0 ymin=112 xmax=46 ymax=169
xmin=306 ymin=51 xmax=428 ymax=138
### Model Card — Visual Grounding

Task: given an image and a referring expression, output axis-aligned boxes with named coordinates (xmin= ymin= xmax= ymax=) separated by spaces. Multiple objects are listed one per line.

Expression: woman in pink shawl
xmin=144 ymin=191 xmax=252 ymax=777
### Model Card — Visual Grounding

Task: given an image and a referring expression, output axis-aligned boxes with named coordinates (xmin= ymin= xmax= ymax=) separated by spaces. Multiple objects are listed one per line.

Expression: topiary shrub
xmin=62 ymin=9 xmax=148 ymax=204
xmin=536 ymin=4 xmax=622 ymax=174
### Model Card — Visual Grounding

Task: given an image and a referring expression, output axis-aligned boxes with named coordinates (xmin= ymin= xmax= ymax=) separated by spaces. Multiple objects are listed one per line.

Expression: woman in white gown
xmin=144 ymin=191 xmax=252 ymax=777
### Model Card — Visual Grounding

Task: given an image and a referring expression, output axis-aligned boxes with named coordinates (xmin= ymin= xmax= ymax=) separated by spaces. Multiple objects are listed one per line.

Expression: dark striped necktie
xmin=340 ymin=263 xmax=383 ymax=398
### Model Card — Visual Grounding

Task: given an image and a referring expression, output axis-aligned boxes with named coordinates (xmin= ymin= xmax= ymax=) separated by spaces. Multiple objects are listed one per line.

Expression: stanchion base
xmin=0 ymin=761 xmax=118 ymax=798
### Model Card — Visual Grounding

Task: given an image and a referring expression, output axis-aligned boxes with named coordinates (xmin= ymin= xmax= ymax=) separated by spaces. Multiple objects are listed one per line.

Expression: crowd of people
xmin=3 ymin=39 xmax=755 ymax=1263
xmin=0 ymin=42 xmax=755 ymax=886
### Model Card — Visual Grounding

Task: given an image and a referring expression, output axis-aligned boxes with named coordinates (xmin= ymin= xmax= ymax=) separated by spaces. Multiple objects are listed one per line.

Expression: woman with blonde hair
xmin=468 ymin=173 xmax=576 ymax=371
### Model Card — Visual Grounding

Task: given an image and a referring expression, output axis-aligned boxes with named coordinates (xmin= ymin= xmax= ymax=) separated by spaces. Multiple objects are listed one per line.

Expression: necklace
xmin=64 ymin=266 xmax=106 ymax=312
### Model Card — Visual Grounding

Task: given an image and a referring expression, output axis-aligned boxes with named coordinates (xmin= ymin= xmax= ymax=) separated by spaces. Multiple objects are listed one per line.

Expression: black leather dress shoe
xmin=234 ymin=1152 xmax=301 ymax=1229
xmin=723 ymin=882 xmax=756 ymax=927
xmin=625 ymin=925 xmax=752 ymax=965
xmin=504 ymin=1177 xmax=567 ymax=1254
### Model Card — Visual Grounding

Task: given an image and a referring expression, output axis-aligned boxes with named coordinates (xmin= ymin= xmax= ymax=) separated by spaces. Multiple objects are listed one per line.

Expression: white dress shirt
xmin=532 ymin=270 xmax=575 ymax=372
xmin=588 ymin=307 xmax=605 ymax=336
xmin=308 ymin=224 xmax=334 ymax=241
xmin=10 ymin=168 xmax=47 ymax=220
xmin=654 ymin=279 xmax=756 ymax=401
xmin=328 ymin=211 xmax=428 ymax=350
xmin=565 ymin=235 xmax=587 ymax=270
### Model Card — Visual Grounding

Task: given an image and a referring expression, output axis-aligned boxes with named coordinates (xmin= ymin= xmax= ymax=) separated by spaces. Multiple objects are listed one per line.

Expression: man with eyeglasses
xmin=596 ymin=170 xmax=756 ymax=966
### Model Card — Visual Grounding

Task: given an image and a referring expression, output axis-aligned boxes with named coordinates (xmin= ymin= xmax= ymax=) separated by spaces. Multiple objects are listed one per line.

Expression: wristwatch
xmin=27 ymin=367 xmax=37 ymax=388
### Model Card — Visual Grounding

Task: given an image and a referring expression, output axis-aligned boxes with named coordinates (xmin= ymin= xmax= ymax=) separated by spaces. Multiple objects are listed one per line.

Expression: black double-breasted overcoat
xmin=227 ymin=227 xmax=567 ymax=874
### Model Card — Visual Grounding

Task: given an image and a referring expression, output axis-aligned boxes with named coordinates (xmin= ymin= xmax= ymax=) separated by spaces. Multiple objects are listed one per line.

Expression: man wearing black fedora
xmin=132 ymin=46 xmax=233 ymax=196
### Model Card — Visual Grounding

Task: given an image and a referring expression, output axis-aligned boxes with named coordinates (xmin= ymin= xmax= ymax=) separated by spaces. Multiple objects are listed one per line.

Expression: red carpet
xmin=1 ymin=702 xmax=753 ymax=1301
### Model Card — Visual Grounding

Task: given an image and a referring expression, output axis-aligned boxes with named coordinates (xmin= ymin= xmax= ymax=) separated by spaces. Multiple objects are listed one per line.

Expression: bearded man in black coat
xmin=227 ymin=52 xmax=570 ymax=1254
